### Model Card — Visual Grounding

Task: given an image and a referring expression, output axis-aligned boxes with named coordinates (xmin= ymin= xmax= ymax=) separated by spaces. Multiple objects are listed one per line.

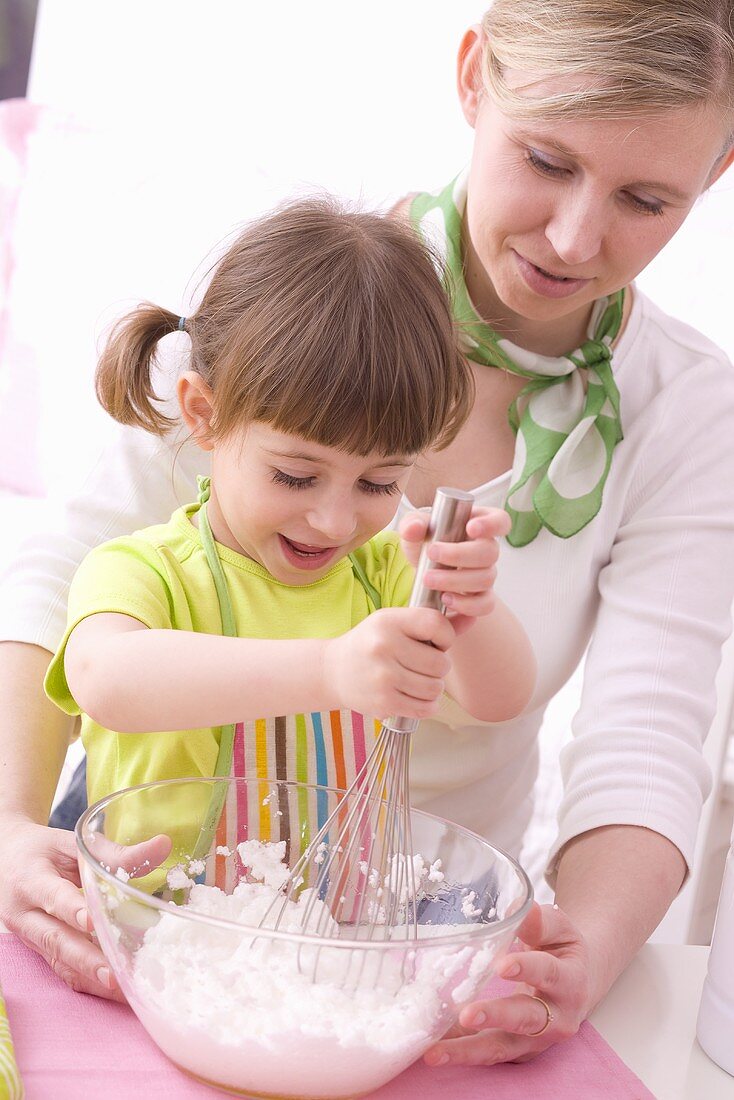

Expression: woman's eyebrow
xmin=627 ymin=179 xmax=691 ymax=202
xmin=514 ymin=128 xmax=582 ymax=161
xmin=514 ymin=128 xmax=692 ymax=201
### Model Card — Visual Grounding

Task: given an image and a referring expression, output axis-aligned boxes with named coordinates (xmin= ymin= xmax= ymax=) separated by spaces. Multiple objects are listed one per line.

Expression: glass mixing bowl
xmin=77 ymin=777 xmax=532 ymax=1099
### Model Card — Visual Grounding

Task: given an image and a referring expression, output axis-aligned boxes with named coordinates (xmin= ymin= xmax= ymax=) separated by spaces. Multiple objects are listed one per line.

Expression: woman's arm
xmin=424 ymin=356 xmax=734 ymax=1067
xmin=0 ymin=425 xmax=204 ymax=1002
xmin=0 ymin=643 xmax=70 ymax=823
xmin=63 ymin=606 xmax=457 ymax=732
xmin=553 ymin=824 xmax=686 ymax=1006
xmin=0 ymin=642 xmax=124 ymax=1001
xmin=423 ymin=824 xmax=685 ymax=1068
xmin=0 ymin=424 xmax=201 ymax=656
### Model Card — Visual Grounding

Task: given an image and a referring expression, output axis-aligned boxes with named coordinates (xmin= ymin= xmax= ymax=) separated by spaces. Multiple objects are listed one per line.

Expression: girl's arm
xmin=443 ymin=596 xmax=536 ymax=723
xmin=63 ymin=606 xmax=456 ymax=733
xmin=400 ymin=507 xmax=536 ymax=723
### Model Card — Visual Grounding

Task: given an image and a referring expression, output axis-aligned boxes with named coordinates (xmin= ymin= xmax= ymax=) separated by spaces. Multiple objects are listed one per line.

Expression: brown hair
xmin=480 ymin=1 xmax=734 ymax=139
xmin=96 ymin=198 xmax=473 ymax=456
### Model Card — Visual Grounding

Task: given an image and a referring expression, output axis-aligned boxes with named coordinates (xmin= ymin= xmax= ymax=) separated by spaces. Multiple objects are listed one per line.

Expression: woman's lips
xmin=278 ymin=534 xmax=339 ymax=571
xmin=513 ymin=250 xmax=592 ymax=300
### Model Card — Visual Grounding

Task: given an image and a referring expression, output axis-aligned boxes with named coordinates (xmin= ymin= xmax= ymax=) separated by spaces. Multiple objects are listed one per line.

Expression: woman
xmin=1 ymin=0 xmax=733 ymax=1068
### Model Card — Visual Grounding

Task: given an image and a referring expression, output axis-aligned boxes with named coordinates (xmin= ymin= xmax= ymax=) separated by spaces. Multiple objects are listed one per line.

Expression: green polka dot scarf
xmin=410 ymin=170 xmax=625 ymax=548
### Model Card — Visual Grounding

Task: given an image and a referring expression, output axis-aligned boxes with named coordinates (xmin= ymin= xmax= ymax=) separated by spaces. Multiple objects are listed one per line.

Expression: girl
xmin=1 ymin=0 xmax=733 ymax=1069
xmin=43 ymin=198 xmax=534 ymax=860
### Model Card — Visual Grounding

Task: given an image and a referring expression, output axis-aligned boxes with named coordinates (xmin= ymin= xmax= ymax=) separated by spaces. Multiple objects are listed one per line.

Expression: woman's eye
xmin=271 ymin=469 xmax=315 ymax=490
xmin=526 ymin=149 xmax=569 ymax=178
xmin=359 ymin=480 xmax=400 ymax=496
xmin=625 ymin=192 xmax=665 ymax=217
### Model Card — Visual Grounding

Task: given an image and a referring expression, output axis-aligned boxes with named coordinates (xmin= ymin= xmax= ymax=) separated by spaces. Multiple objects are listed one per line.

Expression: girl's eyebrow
xmin=265 ymin=448 xmax=412 ymax=468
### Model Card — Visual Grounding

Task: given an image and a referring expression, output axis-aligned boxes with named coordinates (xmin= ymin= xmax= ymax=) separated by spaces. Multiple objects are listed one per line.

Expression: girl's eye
xmin=272 ymin=469 xmax=315 ymax=490
xmin=624 ymin=192 xmax=665 ymax=217
xmin=526 ymin=149 xmax=569 ymax=178
xmin=358 ymin=480 xmax=400 ymax=496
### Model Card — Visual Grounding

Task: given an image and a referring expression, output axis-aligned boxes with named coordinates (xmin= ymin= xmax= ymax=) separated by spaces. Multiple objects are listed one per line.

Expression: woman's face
xmin=458 ymin=31 xmax=733 ymax=349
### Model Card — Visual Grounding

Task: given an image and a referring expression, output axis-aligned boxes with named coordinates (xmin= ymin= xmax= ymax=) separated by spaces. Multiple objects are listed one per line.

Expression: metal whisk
xmin=262 ymin=487 xmax=474 ymax=944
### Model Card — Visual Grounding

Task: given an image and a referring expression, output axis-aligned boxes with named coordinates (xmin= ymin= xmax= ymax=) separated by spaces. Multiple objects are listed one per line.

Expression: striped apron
xmin=195 ymin=487 xmax=382 ymax=891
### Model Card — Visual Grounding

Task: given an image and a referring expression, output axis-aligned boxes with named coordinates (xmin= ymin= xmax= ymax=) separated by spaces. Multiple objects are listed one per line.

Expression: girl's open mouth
xmin=278 ymin=534 xmax=339 ymax=570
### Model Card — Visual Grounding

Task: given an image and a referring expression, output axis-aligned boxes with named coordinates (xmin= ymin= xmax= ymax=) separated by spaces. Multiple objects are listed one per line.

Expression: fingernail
xmin=426 ymin=1051 xmax=450 ymax=1067
xmin=501 ymin=962 xmax=521 ymax=978
xmin=96 ymin=966 xmax=114 ymax=989
xmin=470 ymin=1011 xmax=487 ymax=1027
xmin=75 ymin=908 xmax=89 ymax=930
xmin=442 ymin=594 xmax=454 ymax=606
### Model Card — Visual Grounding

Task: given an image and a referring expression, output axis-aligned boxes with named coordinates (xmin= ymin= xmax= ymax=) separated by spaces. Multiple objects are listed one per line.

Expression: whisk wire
xmin=254 ymin=488 xmax=474 ymax=987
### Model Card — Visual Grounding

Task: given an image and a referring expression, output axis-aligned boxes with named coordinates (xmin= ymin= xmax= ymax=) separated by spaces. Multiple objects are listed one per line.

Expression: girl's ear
xmin=457 ymin=25 xmax=485 ymax=129
xmin=178 ymin=371 xmax=217 ymax=451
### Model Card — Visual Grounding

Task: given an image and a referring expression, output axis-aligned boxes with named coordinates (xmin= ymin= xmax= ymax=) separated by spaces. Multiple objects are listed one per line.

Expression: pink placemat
xmin=0 ymin=935 xmax=653 ymax=1099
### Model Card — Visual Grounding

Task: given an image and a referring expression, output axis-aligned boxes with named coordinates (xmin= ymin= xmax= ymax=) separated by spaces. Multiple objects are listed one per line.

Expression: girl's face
xmin=458 ymin=30 xmax=734 ymax=351
xmin=206 ymin=422 xmax=415 ymax=584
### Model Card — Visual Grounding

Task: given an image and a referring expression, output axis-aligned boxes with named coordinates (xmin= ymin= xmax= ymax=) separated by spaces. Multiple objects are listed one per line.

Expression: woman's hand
xmin=424 ymin=902 xmax=595 ymax=1067
xmin=399 ymin=506 xmax=510 ymax=636
xmin=0 ymin=815 xmax=170 ymax=1002
xmin=324 ymin=607 xmax=455 ymax=719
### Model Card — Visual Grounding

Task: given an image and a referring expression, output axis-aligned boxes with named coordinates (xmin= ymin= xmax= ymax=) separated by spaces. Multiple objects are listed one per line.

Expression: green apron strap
xmin=197 ymin=477 xmax=237 ymax=778
xmin=196 ymin=477 xmax=380 ymax=779
xmin=348 ymin=552 xmax=382 ymax=611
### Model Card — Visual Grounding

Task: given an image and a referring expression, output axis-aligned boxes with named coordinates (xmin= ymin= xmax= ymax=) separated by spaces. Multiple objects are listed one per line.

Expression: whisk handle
xmin=385 ymin=487 xmax=474 ymax=734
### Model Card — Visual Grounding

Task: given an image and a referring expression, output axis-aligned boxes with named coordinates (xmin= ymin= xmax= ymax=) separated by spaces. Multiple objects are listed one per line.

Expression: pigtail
xmin=95 ymin=304 xmax=184 ymax=436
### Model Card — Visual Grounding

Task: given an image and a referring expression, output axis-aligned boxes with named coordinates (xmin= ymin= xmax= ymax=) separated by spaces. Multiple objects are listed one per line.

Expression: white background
xmin=21 ymin=0 xmax=734 ymax=491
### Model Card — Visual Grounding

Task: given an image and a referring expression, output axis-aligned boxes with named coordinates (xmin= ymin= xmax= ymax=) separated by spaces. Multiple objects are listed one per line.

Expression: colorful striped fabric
xmin=0 ymin=986 xmax=23 ymax=1100
xmin=206 ymin=710 xmax=381 ymax=892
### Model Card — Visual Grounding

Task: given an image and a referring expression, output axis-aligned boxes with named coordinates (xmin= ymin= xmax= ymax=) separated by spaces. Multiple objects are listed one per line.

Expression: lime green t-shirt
xmin=45 ymin=501 xmax=414 ymax=813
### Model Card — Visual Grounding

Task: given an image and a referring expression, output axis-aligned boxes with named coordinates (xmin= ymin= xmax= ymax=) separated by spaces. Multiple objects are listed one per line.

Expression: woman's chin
xmin=498 ymin=275 xmax=599 ymax=325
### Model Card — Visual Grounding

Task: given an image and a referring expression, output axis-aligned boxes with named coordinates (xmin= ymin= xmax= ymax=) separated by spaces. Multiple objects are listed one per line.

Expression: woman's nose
xmin=544 ymin=192 xmax=605 ymax=268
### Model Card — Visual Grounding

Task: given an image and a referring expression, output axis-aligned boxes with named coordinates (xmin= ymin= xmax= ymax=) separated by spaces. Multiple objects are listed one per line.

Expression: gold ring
xmin=528 ymin=994 xmax=554 ymax=1037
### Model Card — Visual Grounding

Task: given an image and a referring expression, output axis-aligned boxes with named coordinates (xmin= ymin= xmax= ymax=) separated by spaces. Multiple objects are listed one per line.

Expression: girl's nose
xmin=306 ymin=500 xmax=358 ymax=543
xmin=544 ymin=192 xmax=605 ymax=268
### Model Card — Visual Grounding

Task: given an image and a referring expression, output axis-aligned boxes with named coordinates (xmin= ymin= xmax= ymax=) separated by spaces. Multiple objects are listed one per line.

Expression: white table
xmin=590 ymin=944 xmax=734 ymax=1098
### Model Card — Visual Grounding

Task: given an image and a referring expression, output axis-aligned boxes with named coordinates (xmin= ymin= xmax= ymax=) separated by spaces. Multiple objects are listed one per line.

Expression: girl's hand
xmin=424 ymin=903 xmax=594 ymax=1067
xmin=399 ymin=506 xmax=510 ymax=636
xmin=0 ymin=816 xmax=170 ymax=1002
xmin=324 ymin=607 xmax=455 ymax=719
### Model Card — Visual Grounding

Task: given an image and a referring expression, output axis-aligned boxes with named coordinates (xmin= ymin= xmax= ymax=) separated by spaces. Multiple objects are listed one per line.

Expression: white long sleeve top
xmin=3 ymin=286 xmax=734 ymax=880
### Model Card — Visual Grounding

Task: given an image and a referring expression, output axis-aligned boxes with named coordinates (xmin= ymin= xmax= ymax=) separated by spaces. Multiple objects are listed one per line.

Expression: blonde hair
xmin=480 ymin=1 xmax=734 ymax=132
xmin=96 ymin=198 xmax=473 ymax=457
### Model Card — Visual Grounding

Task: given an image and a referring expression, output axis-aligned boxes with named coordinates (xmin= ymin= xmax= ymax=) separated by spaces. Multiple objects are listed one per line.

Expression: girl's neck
xmin=462 ymin=224 xmax=596 ymax=357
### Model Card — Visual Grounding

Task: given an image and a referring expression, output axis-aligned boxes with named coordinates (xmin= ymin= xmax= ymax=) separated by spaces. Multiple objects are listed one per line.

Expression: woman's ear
xmin=178 ymin=371 xmax=217 ymax=451
xmin=457 ymin=25 xmax=485 ymax=128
